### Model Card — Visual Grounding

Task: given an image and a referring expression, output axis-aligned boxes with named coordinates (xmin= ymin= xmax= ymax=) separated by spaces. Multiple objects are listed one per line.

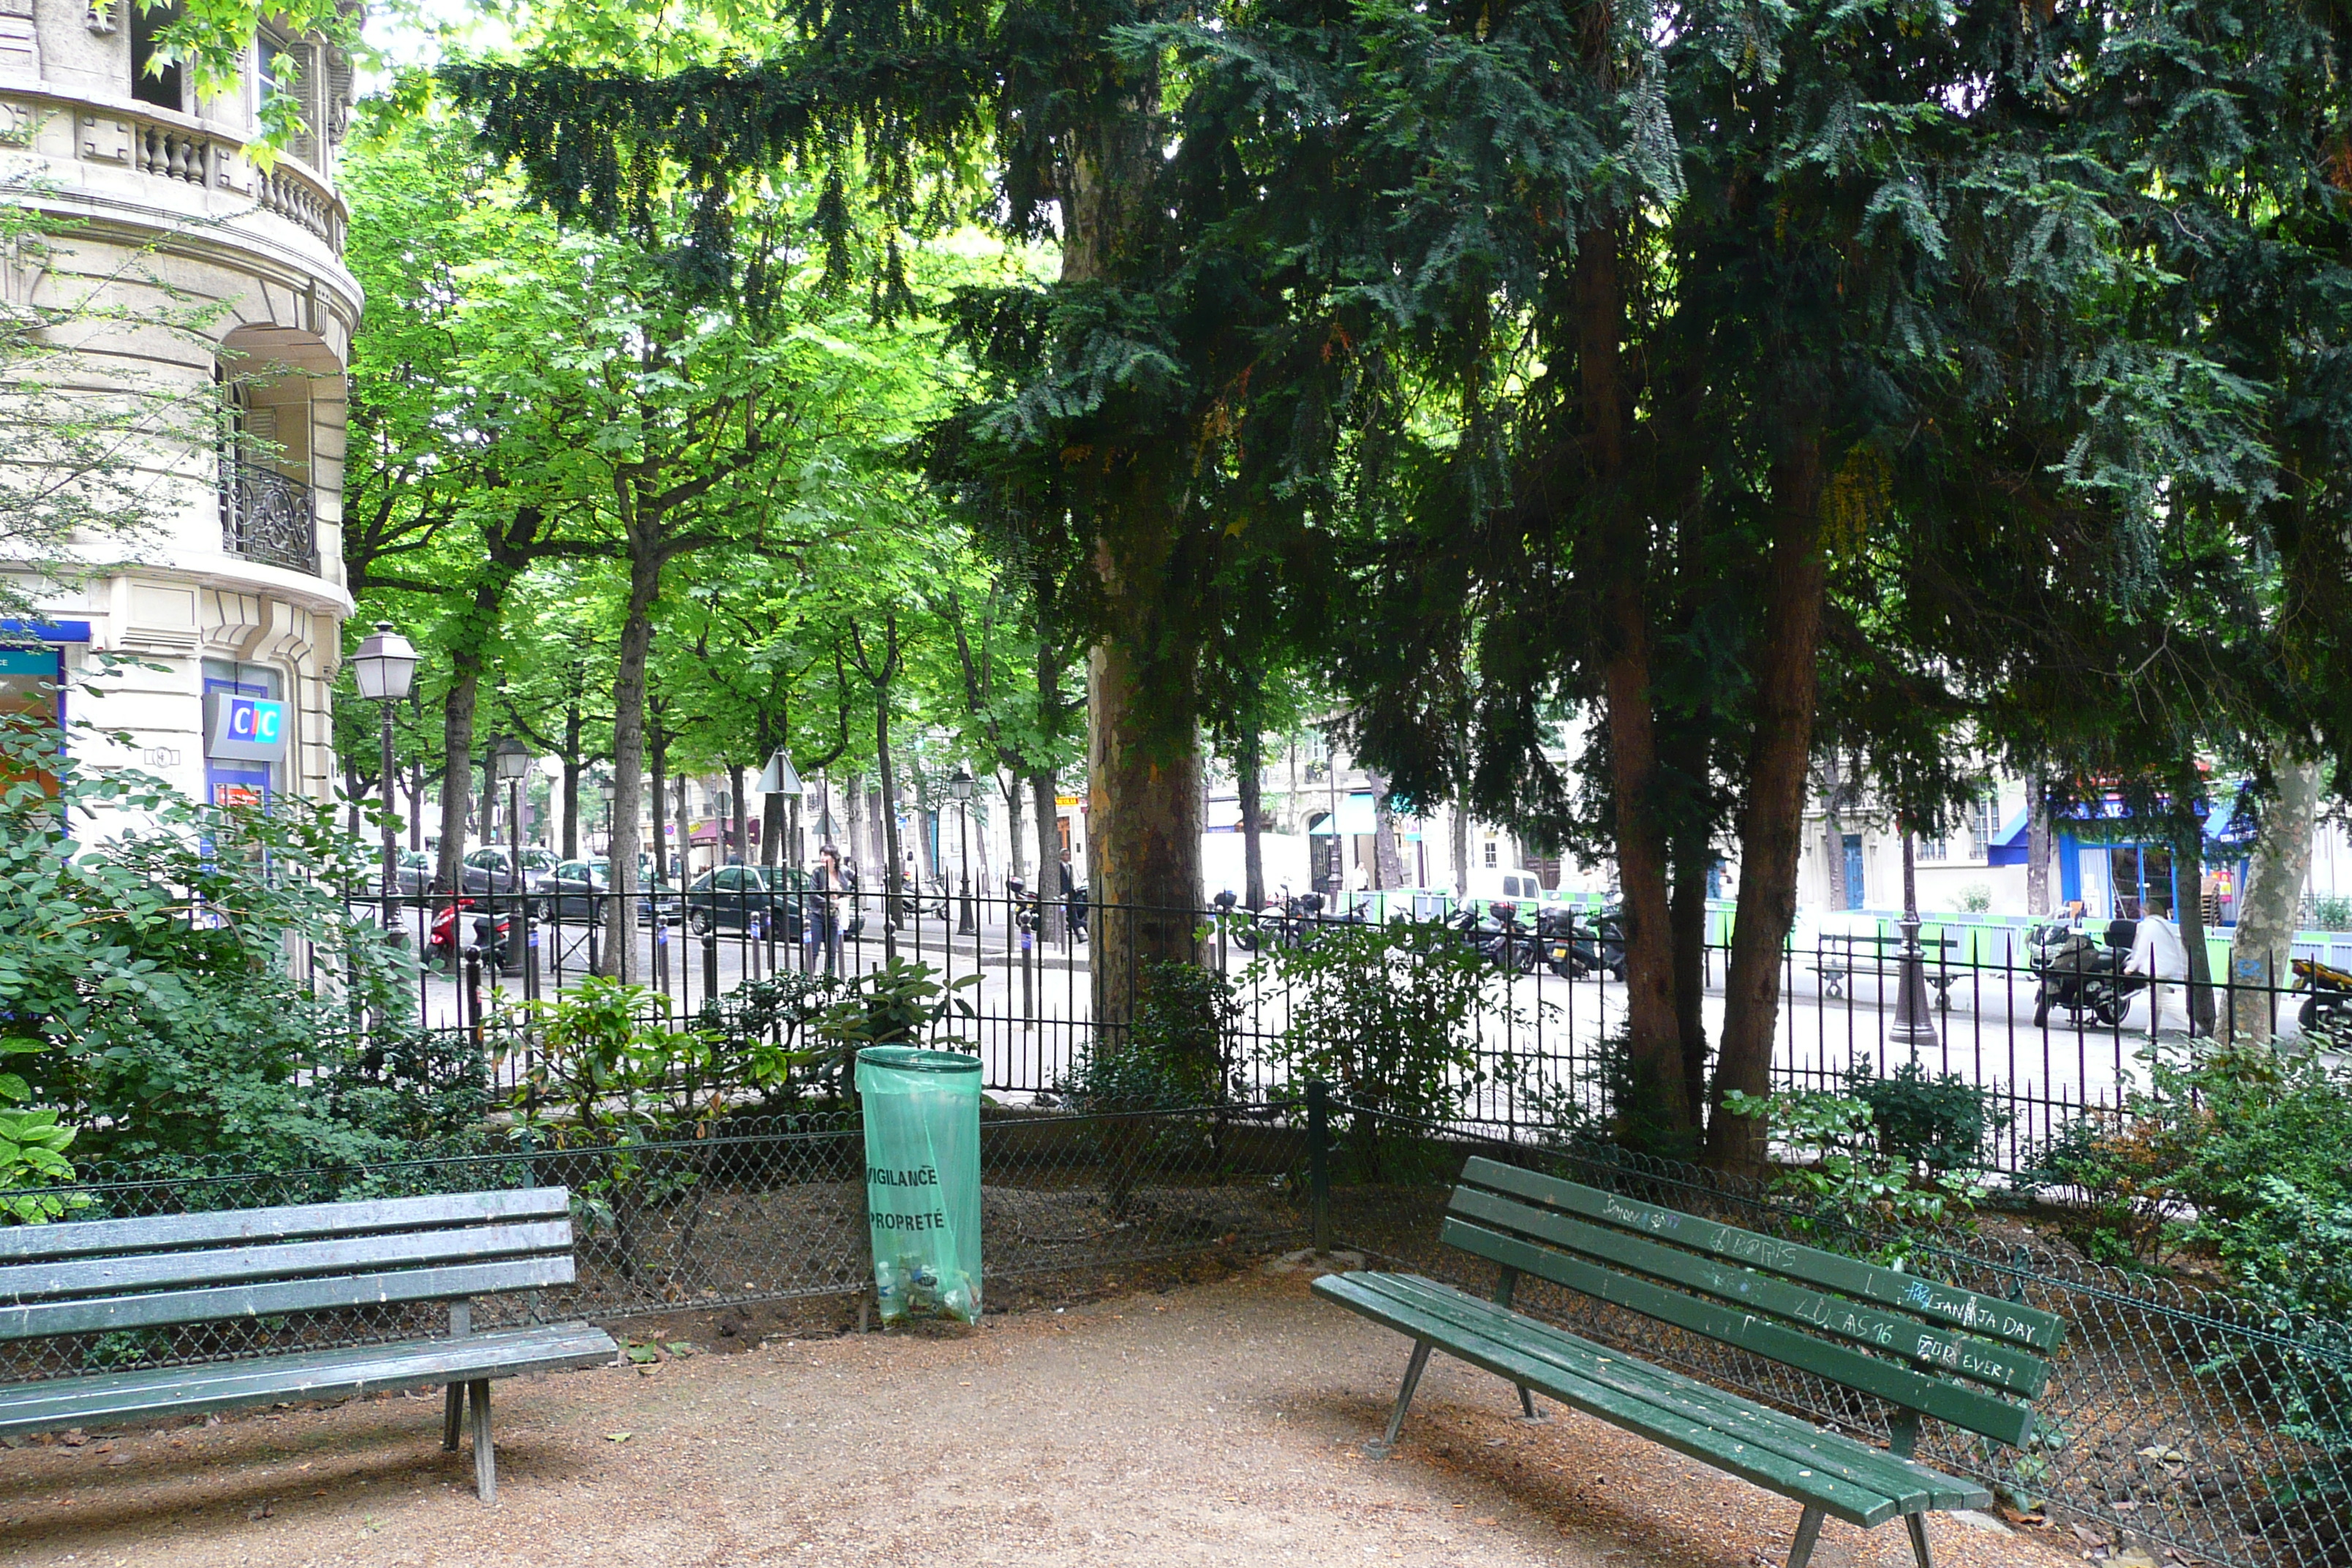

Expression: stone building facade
xmin=1 ymin=0 xmax=358 ymax=811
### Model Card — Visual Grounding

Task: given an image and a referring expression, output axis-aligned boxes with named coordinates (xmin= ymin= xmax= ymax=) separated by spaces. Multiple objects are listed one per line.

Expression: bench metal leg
xmin=1368 ymin=1340 xmax=1432 ymax=1458
xmin=1785 ymin=1505 xmax=1825 ymax=1568
xmin=1516 ymin=1384 xmax=1542 ymax=1420
xmin=1904 ymin=1511 xmax=1934 ymax=1568
xmin=467 ymin=1379 xmax=495 ymax=1502
xmin=443 ymin=1382 xmax=464 ymax=1452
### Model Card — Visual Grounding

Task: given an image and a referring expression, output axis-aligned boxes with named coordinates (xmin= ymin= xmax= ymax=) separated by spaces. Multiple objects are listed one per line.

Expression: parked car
xmin=459 ymin=845 xmax=559 ymax=897
xmin=539 ymin=859 xmax=682 ymax=926
xmin=683 ymin=865 xmax=804 ymax=939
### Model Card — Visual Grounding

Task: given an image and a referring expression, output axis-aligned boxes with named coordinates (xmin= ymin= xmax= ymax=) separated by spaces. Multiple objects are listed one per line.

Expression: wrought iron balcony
xmin=219 ymin=456 xmax=319 ymax=575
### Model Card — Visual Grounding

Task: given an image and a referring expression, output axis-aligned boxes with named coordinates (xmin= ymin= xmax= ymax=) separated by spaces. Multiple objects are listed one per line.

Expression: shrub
xmin=1845 ymin=1056 xmax=2010 ymax=1174
xmin=1059 ymin=961 xmax=1243 ymax=1213
xmin=1958 ymin=883 xmax=1992 ymax=913
xmin=1719 ymin=1088 xmax=1983 ymax=1266
xmin=1 ymin=701 xmax=430 ymax=1175
xmin=1246 ymin=920 xmax=1532 ymax=1179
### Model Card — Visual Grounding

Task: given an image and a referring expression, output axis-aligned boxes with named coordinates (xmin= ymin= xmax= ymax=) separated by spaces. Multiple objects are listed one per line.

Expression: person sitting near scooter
xmin=2127 ymin=893 xmax=2192 ymax=1033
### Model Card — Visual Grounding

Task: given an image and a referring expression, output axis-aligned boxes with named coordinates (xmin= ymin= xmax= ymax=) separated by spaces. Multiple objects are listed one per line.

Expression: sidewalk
xmin=0 ymin=1270 xmax=2081 ymax=1567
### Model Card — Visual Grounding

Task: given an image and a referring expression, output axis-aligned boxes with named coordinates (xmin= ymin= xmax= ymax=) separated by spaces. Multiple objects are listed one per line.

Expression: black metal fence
xmin=1314 ymin=1106 xmax=2351 ymax=1568
xmin=339 ymin=889 xmax=2345 ymax=1174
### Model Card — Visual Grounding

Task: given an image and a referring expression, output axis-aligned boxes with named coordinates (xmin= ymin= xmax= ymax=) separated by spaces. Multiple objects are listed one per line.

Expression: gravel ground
xmin=0 ymin=1265 xmax=2087 ymax=1568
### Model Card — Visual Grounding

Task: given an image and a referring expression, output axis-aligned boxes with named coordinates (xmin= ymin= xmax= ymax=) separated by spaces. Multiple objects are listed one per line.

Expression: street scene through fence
xmin=333 ymin=889 xmax=2347 ymax=1175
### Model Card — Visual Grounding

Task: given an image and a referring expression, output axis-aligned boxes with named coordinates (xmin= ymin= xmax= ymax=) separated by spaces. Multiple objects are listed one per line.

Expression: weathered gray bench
xmin=1314 ymin=1157 xmax=2065 ymax=1567
xmin=0 ymin=1187 xmax=618 ymax=1501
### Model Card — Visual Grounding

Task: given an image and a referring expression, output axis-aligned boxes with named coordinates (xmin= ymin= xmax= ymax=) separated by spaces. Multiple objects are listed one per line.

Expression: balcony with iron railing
xmin=219 ymin=456 xmax=319 ymax=575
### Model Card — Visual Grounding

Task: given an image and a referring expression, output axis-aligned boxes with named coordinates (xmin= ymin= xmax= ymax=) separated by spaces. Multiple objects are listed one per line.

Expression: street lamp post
xmin=951 ymin=768 xmax=976 ymax=935
xmin=493 ymin=736 xmax=532 ymax=995
xmin=1891 ymin=822 xmax=1940 ymax=1052
xmin=350 ymin=622 xmax=418 ymax=944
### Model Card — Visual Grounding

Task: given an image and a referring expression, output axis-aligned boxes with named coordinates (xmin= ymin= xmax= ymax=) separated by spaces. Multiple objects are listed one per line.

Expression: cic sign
xmin=205 ymin=693 xmax=290 ymax=764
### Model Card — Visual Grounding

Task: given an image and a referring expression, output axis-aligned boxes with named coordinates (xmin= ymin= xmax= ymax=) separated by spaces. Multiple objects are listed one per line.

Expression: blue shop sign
xmin=206 ymin=693 xmax=290 ymax=762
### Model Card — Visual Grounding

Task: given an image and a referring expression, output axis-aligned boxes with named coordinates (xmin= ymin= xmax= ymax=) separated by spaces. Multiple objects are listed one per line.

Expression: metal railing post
xmin=1307 ymin=1077 xmax=1331 ymax=1252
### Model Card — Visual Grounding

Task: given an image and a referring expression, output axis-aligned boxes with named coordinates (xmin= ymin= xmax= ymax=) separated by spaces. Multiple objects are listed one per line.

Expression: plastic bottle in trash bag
xmin=856 ymin=1044 xmax=982 ymax=1324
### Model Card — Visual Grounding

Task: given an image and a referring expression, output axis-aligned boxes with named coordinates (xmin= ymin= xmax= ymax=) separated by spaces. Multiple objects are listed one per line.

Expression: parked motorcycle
xmin=2030 ymin=920 xmax=2142 ymax=1028
xmin=427 ymin=897 xmax=516 ymax=974
xmin=2292 ymin=954 xmax=2352 ymax=1037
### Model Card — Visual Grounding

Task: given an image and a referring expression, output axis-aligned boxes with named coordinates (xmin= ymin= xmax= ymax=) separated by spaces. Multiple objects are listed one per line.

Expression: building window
xmin=130 ymin=2 xmax=184 ymax=110
xmin=1918 ymin=832 xmax=1947 ymax=862
xmin=0 ymin=645 xmax=65 ymax=804
xmin=1482 ymin=841 xmax=1497 ymax=867
xmin=1967 ymin=796 xmax=1997 ymax=860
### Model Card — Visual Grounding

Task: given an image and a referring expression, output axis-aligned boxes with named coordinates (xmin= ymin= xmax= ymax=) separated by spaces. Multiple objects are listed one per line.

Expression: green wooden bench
xmin=0 ymin=1187 xmax=619 ymax=1502
xmin=1313 ymin=1157 xmax=2065 ymax=1568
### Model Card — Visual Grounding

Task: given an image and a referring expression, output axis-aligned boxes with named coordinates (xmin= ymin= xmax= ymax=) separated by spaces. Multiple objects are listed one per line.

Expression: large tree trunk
xmin=1709 ymin=435 xmax=1828 ymax=1169
xmin=559 ymin=699 xmax=583 ymax=861
xmin=867 ymin=641 xmax=905 ymax=946
xmin=1063 ymin=56 xmax=1202 ymax=1030
xmin=434 ymin=630 xmax=491 ymax=897
xmin=600 ymin=558 xmax=660 ymax=980
xmin=1087 ymin=636 xmax=1203 ymax=1041
xmin=1670 ymin=827 xmax=1712 ymax=1121
xmin=1030 ymin=772 xmax=1063 ymax=942
xmin=729 ymin=761 xmax=749 ymax=866
xmin=1239 ymin=724 xmax=1266 ymax=909
xmin=1005 ymin=776 xmax=1027 ymax=893
xmin=1368 ymin=766 xmax=1406 ymax=892
xmin=2173 ymin=804 xmax=2215 ymax=1037
xmin=2230 ymin=752 xmax=2319 ymax=1047
xmin=2026 ymin=773 xmax=2052 ymax=916
xmin=1576 ymin=226 xmax=1687 ymax=1145
xmin=1819 ymin=753 xmax=1847 ymax=911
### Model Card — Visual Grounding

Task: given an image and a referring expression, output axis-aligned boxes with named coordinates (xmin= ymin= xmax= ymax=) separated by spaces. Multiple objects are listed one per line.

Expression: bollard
xmin=703 ymin=925 xmax=720 ymax=999
xmin=1307 ymin=1078 xmax=1331 ymax=1253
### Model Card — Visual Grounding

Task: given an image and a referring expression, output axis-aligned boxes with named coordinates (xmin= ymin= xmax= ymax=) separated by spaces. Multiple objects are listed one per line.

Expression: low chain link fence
xmin=1314 ymin=1104 xmax=2348 ymax=1568
xmin=9 ymin=1086 xmax=2344 ymax=1568
xmin=2 ymin=1103 xmax=1308 ymax=1384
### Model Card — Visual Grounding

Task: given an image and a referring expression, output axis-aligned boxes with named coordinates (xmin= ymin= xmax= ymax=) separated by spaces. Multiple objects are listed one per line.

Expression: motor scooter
xmin=428 ymin=897 xmax=516 ymax=974
xmin=2291 ymin=954 xmax=2352 ymax=1036
xmin=2030 ymin=920 xmax=2142 ymax=1028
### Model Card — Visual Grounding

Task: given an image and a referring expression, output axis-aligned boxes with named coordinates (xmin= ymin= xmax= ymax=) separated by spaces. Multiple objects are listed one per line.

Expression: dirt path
xmin=0 ymin=1267 xmax=2083 ymax=1568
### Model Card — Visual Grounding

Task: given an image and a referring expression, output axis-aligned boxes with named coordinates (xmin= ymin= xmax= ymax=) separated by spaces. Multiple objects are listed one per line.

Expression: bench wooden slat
xmin=1317 ymin=1273 xmax=1939 ymax=1528
xmin=0 ymin=1219 xmax=577 ymax=1305
xmin=0 ymin=1322 xmax=618 ymax=1436
xmin=1459 ymin=1158 xmax=2063 ymax=1352
xmin=1449 ymin=1186 xmax=2049 ymax=1397
xmin=1444 ymin=1216 xmax=2035 ymax=1446
xmin=0 ymin=1256 xmax=576 ymax=1341
xmin=1340 ymin=1273 xmax=1978 ymax=1512
xmin=0 ymin=1189 xmax=573 ymax=1264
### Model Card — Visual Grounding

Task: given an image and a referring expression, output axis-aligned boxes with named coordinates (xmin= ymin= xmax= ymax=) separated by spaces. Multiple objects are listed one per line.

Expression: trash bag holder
xmin=855 ymin=1045 xmax=983 ymax=1324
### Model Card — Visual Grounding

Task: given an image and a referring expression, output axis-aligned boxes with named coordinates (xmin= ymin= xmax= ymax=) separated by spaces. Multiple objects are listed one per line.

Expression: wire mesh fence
xmin=333 ymin=889 xmax=2346 ymax=1175
xmin=1 ymin=1103 xmax=1308 ymax=1385
xmin=1315 ymin=1105 xmax=2351 ymax=1568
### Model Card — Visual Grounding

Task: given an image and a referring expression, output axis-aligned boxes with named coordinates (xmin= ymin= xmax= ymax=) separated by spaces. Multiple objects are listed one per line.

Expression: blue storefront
xmin=1988 ymin=793 xmax=2253 ymax=923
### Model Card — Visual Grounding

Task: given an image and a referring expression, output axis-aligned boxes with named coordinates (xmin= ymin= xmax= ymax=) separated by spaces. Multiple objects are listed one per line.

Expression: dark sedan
xmin=540 ymin=859 xmax=682 ymax=926
xmin=682 ymin=865 xmax=805 ymax=938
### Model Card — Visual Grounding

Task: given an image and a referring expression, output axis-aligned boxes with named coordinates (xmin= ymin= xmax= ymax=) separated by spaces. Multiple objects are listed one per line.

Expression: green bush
xmin=1 ymin=701 xmax=437 ymax=1176
xmin=1845 ymin=1056 xmax=2010 ymax=1174
xmin=1245 ymin=921 xmax=1531 ymax=1179
xmin=1720 ymin=1088 xmax=1983 ymax=1267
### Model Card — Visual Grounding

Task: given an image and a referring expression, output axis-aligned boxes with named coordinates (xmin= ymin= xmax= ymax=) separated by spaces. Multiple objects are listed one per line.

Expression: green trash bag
xmin=855 ymin=1045 xmax=983 ymax=1324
